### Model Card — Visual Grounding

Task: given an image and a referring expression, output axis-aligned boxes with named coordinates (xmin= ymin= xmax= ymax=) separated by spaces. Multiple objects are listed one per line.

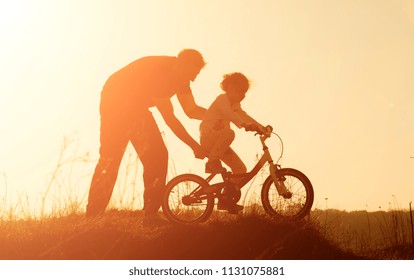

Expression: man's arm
xmin=176 ymin=87 xmax=206 ymax=120
xmin=155 ymin=98 xmax=207 ymax=159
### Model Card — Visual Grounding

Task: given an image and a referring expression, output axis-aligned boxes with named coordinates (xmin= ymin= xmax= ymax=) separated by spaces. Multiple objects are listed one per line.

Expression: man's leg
xmin=86 ymin=118 xmax=129 ymax=218
xmin=130 ymin=112 xmax=168 ymax=217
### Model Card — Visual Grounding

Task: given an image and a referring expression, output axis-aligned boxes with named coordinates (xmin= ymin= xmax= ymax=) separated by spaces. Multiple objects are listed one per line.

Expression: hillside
xmin=0 ymin=210 xmax=361 ymax=260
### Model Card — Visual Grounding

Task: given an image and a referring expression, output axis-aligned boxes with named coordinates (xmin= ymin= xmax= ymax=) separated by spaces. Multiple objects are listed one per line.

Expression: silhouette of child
xmin=200 ymin=72 xmax=265 ymax=212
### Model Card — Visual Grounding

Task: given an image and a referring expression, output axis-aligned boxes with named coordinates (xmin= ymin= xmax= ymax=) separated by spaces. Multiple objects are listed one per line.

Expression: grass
xmin=1 ymin=135 xmax=413 ymax=260
xmin=0 ymin=210 xmax=362 ymax=260
xmin=312 ymin=208 xmax=414 ymax=259
xmin=1 ymin=204 xmax=413 ymax=259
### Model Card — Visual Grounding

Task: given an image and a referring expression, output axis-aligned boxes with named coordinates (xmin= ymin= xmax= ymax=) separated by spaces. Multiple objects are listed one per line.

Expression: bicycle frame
xmin=204 ymin=132 xmax=280 ymax=190
xmin=163 ymin=128 xmax=313 ymax=223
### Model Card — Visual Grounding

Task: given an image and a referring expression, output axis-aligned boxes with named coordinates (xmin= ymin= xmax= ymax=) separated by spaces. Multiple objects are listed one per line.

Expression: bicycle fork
xmin=269 ymin=163 xmax=290 ymax=198
xmin=262 ymin=141 xmax=292 ymax=199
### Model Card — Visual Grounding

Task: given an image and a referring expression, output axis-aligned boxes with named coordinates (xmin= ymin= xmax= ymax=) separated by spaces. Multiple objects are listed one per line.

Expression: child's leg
xmin=221 ymin=147 xmax=247 ymax=176
xmin=221 ymin=148 xmax=247 ymax=188
xmin=200 ymin=129 xmax=235 ymax=160
xmin=217 ymin=147 xmax=246 ymax=212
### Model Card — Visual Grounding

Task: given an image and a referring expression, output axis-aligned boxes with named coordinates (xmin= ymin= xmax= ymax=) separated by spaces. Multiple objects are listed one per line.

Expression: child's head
xmin=220 ymin=72 xmax=250 ymax=103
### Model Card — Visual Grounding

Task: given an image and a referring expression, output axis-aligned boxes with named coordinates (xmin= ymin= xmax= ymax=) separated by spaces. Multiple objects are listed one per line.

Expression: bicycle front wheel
xmin=162 ymin=174 xmax=215 ymax=224
xmin=261 ymin=168 xmax=314 ymax=221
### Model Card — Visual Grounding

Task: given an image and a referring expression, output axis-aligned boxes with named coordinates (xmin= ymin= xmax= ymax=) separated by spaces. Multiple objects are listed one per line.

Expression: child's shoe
xmin=205 ymin=159 xmax=225 ymax=173
xmin=217 ymin=200 xmax=244 ymax=214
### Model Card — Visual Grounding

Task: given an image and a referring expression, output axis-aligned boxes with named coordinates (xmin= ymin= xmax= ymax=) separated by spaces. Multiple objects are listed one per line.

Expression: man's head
xmin=177 ymin=49 xmax=206 ymax=81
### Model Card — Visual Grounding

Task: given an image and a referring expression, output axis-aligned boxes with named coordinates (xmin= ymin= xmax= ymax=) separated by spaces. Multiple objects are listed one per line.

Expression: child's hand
xmin=264 ymin=125 xmax=273 ymax=133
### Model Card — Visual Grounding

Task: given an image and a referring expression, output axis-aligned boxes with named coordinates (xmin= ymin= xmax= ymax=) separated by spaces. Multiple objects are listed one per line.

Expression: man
xmin=86 ymin=49 xmax=207 ymax=225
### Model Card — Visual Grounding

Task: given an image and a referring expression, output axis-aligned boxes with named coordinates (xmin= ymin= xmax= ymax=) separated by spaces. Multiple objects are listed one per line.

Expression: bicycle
xmin=162 ymin=126 xmax=314 ymax=224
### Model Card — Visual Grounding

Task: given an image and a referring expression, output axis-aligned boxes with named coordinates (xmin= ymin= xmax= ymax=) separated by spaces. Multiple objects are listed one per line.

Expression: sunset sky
xmin=1 ymin=0 xmax=413 ymax=215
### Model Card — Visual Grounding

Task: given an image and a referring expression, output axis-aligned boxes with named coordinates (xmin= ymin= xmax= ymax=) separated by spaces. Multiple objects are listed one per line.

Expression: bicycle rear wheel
xmin=261 ymin=168 xmax=314 ymax=221
xmin=162 ymin=174 xmax=215 ymax=224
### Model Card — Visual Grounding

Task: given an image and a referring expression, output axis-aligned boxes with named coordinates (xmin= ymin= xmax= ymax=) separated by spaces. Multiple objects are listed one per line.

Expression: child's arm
xmin=232 ymin=103 xmax=266 ymax=132
xmin=213 ymin=95 xmax=246 ymax=128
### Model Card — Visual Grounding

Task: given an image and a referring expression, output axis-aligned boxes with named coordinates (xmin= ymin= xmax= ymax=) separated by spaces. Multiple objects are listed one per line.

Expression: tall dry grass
xmin=1 ymin=135 xmax=413 ymax=259
xmin=311 ymin=203 xmax=414 ymax=259
xmin=0 ymin=134 xmax=270 ymax=221
xmin=0 ymin=134 xmax=145 ymax=221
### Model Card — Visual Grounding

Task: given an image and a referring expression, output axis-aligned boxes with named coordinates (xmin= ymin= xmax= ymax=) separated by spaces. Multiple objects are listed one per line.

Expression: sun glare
xmin=0 ymin=0 xmax=30 ymax=27
xmin=406 ymin=0 xmax=414 ymax=22
xmin=0 ymin=0 xmax=34 ymax=70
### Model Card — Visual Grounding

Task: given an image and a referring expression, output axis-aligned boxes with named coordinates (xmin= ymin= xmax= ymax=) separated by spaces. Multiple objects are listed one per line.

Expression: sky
xmin=1 ymin=0 xmax=413 ymax=216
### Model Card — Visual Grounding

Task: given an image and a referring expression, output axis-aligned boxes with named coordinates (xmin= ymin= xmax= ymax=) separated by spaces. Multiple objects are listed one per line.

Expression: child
xmin=200 ymin=72 xmax=265 ymax=212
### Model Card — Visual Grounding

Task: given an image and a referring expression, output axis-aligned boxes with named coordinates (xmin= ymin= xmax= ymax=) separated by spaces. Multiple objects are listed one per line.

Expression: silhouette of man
xmin=86 ymin=49 xmax=207 ymax=224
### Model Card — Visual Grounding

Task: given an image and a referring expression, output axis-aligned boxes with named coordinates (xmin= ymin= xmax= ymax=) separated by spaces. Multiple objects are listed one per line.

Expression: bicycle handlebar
xmin=248 ymin=125 xmax=273 ymax=136
xmin=247 ymin=124 xmax=284 ymax=164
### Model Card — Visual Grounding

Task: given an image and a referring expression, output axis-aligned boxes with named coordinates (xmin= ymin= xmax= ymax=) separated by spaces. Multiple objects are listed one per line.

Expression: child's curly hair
xmin=220 ymin=72 xmax=250 ymax=93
